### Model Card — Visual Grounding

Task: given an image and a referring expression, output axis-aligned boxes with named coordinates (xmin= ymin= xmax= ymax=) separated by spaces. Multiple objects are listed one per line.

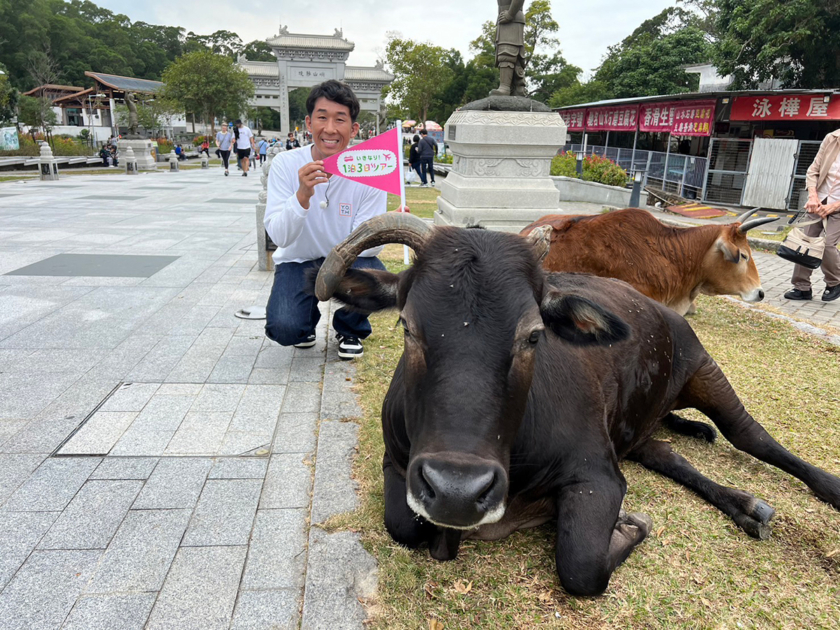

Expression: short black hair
xmin=306 ymin=80 xmax=360 ymax=122
xmin=413 ymin=135 xmax=420 ymax=143
xmin=419 ymin=129 xmax=428 ymax=135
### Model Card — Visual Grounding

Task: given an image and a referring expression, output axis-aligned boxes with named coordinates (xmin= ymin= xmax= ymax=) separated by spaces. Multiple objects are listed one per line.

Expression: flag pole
xmin=396 ymin=120 xmax=409 ymax=265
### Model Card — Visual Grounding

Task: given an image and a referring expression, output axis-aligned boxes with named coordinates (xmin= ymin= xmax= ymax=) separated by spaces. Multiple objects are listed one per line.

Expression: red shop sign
xmin=585 ymin=105 xmax=638 ymax=131
xmin=671 ymin=101 xmax=716 ymax=137
xmin=639 ymin=102 xmax=679 ymax=132
xmin=559 ymin=109 xmax=585 ymax=132
xmin=731 ymin=95 xmax=840 ymax=121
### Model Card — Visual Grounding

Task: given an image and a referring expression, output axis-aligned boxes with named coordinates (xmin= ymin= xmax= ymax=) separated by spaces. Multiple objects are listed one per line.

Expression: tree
xmin=712 ymin=0 xmax=840 ymax=89
xmin=160 ymin=50 xmax=254 ymax=136
xmin=18 ymin=95 xmax=57 ymax=132
xmin=114 ymin=96 xmax=177 ymax=135
xmin=384 ymin=35 xmax=453 ymax=124
xmin=241 ymin=40 xmax=276 ymax=62
xmin=0 ymin=64 xmax=18 ymax=125
xmin=184 ymin=30 xmax=243 ymax=59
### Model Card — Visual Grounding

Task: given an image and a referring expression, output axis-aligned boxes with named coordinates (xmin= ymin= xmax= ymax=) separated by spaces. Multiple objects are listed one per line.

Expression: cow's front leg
xmin=383 ymin=452 xmax=436 ymax=549
xmin=554 ymin=477 xmax=652 ymax=596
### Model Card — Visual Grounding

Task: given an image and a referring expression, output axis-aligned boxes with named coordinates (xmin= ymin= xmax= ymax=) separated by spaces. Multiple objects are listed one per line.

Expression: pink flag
xmin=321 ymin=128 xmax=403 ymax=196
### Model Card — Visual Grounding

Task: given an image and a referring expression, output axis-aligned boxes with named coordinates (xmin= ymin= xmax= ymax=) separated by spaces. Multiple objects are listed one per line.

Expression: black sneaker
xmin=823 ymin=285 xmax=840 ymax=302
xmin=293 ymin=334 xmax=316 ymax=349
xmin=337 ymin=335 xmax=363 ymax=360
xmin=784 ymin=288 xmax=812 ymax=301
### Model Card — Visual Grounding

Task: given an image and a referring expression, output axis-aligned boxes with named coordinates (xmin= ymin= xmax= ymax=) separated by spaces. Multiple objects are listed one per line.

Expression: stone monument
xmin=123 ymin=145 xmax=138 ymax=175
xmin=433 ymin=1 xmax=567 ymax=232
xmin=118 ymin=92 xmax=158 ymax=171
xmin=39 ymin=142 xmax=59 ymax=181
xmin=256 ymin=144 xmax=283 ymax=271
xmin=168 ymin=150 xmax=179 ymax=172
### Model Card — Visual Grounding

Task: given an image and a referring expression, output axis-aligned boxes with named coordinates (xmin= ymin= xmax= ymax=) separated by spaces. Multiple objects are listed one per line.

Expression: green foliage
xmin=114 ymin=97 xmax=177 ymax=135
xmin=288 ymin=88 xmax=309 ymax=129
xmin=17 ymin=95 xmax=57 ymax=130
xmin=385 ymin=37 xmax=454 ymax=124
xmin=550 ymin=152 xmax=628 ymax=187
xmin=0 ymin=64 xmax=18 ymax=125
xmin=0 ymin=133 xmax=92 ymax=157
xmin=160 ymin=50 xmax=253 ymax=135
xmin=254 ymin=106 xmax=282 ymax=132
xmin=435 ymin=152 xmax=453 ymax=164
xmin=712 ymin=0 xmax=840 ymax=88
xmin=240 ymin=40 xmax=276 ymax=62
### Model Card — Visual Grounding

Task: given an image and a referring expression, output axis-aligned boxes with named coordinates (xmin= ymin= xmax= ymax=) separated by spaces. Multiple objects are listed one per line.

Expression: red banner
xmin=671 ymin=101 xmax=716 ymax=136
xmin=560 ymin=109 xmax=585 ymax=132
xmin=639 ymin=100 xmax=715 ymax=136
xmin=585 ymin=105 xmax=638 ymax=131
xmin=731 ymin=95 xmax=840 ymax=121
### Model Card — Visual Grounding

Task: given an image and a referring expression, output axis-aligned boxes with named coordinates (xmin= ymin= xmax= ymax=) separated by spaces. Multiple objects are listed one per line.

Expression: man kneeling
xmin=264 ymin=80 xmax=387 ymax=360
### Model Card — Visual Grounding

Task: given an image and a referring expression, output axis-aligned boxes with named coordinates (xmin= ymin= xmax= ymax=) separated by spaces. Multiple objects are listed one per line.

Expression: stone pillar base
xmin=120 ymin=139 xmax=157 ymax=171
xmin=435 ymin=107 xmax=567 ymax=232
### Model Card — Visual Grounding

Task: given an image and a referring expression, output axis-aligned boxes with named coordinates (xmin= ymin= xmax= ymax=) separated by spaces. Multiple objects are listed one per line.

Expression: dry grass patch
xmin=327 ymin=275 xmax=840 ymax=629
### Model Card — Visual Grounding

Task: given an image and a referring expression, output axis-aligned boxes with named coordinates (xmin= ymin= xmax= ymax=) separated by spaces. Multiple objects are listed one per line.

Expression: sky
xmin=94 ymin=0 xmax=677 ymax=77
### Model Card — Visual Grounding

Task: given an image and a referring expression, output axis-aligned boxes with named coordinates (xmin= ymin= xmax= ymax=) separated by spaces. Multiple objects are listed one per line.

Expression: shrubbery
xmin=550 ymin=151 xmax=628 ymax=187
xmin=0 ymin=133 xmax=93 ymax=157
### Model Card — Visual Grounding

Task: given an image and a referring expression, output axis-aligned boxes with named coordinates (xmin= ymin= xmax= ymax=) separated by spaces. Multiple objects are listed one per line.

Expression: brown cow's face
xmin=703 ymin=226 xmax=765 ymax=303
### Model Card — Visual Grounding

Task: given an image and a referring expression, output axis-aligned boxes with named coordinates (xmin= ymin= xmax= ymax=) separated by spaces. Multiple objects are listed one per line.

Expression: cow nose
xmin=758 ymin=289 xmax=765 ymax=301
xmin=408 ymin=455 xmax=507 ymax=528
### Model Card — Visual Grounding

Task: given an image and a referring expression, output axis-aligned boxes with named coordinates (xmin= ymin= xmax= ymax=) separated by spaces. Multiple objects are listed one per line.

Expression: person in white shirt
xmin=785 ymin=129 xmax=840 ymax=302
xmin=233 ymin=119 xmax=257 ymax=177
xmin=264 ymin=80 xmax=406 ymax=359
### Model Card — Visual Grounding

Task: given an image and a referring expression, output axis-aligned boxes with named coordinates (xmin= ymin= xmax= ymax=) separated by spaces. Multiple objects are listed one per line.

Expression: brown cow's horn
xmin=315 ymin=213 xmax=432 ymax=301
xmin=738 ymin=217 xmax=777 ymax=234
xmin=524 ymin=225 xmax=552 ymax=262
xmin=734 ymin=207 xmax=760 ymax=224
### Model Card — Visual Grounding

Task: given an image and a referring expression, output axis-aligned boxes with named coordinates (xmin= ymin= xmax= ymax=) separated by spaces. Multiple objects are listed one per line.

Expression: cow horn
xmin=315 ymin=213 xmax=432 ymax=301
xmin=734 ymin=207 xmax=760 ymax=224
xmin=524 ymin=225 xmax=552 ymax=262
xmin=738 ymin=216 xmax=777 ymax=234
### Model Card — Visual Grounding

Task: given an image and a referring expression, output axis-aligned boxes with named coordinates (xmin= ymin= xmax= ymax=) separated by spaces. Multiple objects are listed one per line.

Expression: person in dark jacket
xmin=408 ymin=135 xmax=423 ymax=185
xmin=417 ymin=129 xmax=438 ymax=187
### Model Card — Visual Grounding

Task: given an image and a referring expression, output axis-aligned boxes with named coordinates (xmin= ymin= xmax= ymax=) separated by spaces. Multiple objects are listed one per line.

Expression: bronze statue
xmin=490 ymin=0 xmax=528 ymax=97
xmin=125 ymin=92 xmax=139 ymax=137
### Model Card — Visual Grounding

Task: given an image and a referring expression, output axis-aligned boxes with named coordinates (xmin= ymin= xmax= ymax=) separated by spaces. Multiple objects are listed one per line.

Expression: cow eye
xmin=399 ymin=318 xmax=411 ymax=337
xmin=528 ymin=330 xmax=542 ymax=344
xmin=740 ymin=252 xmax=749 ymax=261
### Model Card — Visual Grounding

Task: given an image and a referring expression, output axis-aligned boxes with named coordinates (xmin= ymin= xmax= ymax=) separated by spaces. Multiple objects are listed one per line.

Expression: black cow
xmin=314 ymin=213 xmax=840 ymax=596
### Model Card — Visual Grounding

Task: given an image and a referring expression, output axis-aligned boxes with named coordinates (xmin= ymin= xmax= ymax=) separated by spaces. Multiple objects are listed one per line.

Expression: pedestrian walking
xmin=408 ymin=134 xmax=423 ymax=185
xmin=215 ymin=123 xmax=233 ymax=176
xmin=417 ymin=129 xmax=438 ymax=187
xmin=258 ymin=137 xmax=268 ymax=166
xmin=233 ymin=120 xmax=257 ymax=177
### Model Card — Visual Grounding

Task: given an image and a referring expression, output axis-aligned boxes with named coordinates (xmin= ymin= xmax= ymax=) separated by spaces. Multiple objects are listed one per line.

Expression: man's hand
xmin=805 ymin=191 xmax=822 ymax=214
xmin=391 ymin=205 xmax=411 ymax=213
xmin=815 ymin=202 xmax=838 ymax=219
xmin=498 ymin=9 xmax=512 ymax=23
xmin=296 ymin=161 xmax=328 ymax=210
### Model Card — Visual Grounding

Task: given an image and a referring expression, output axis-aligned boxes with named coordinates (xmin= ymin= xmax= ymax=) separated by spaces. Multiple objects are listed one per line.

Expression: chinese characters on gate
xmin=732 ymin=95 xmax=836 ymax=121
xmin=293 ymin=70 xmax=328 ymax=79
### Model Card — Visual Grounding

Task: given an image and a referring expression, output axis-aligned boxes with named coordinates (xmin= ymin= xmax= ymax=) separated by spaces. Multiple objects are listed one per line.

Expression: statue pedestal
xmin=120 ymin=138 xmax=157 ymax=171
xmin=434 ymin=105 xmax=567 ymax=232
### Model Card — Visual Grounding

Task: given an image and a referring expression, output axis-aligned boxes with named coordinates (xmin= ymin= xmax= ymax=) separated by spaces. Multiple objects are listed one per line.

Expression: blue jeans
xmin=420 ymin=158 xmax=435 ymax=184
xmin=265 ymin=257 xmax=386 ymax=346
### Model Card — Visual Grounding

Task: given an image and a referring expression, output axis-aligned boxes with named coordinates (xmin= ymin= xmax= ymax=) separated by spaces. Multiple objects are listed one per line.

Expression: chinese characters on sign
xmin=730 ymin=95 xmax=840 ymax=121
xmin=638 ymin=101 xmax=715 ymax=136
xmin=294 ymin=70 xmax=328 ymax=79
xmin=583 ymin=106 xmax=639 ymax=132
xmin=559 ymin=109 xmax=585 ymax=132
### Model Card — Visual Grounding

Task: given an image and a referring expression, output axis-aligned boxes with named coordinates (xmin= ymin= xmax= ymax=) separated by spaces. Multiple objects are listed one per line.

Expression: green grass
xmin=326 ymin=255 xmax=840 ymax=629
xmin=386 ymin=186 xmax=441 ymax=219
xmin=0 ymin=175 xmax=37 ymax=183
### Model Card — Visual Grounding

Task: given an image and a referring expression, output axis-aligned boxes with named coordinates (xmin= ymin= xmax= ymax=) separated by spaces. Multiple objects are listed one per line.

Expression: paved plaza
xmin=0 ymin=167 xmax=374 ymax=629
xmin=0 ymin=167 xmax=838 ymax=630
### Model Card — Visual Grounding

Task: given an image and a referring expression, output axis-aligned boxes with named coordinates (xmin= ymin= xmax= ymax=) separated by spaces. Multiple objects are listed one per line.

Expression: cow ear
xmin=540 ymin=291 xmax=630 ymax=346
xmin=306 ymin=267 xmax=400 ymax=313
xmin=716 ymin=236 xmax=740 ymax=263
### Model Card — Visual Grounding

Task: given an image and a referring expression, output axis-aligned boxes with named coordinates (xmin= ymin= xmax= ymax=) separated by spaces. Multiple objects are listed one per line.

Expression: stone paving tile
xmin=90 ymin=457 xmax=159 ymax=480
xmin=58 ymin=411 xmax=138 ymax=455
xmin=310 ymin=421 xmax=360 ymax=524
xmin=217 ymin=432 xmax=272 ymax=456
xmin=230 ymin=588 xmax=300 ymax=630
xmin=62 ymin=593 xmax=156 ymax=630
xmin=2 ymin=457 xmax=100 ymax=512
xmin=208 ymin=457 xmax=268 ymax=479
xmin=280 ymin=381 xmax=321 ymax=414
xmin=109 ymin=427 xmax=175 ymax=457
xmin=130 ymin=394 xmax=195 ymax=431
xmin=0 ymin=511 xmax=58 ymax=589
xmin=241 ymin=508 xmax=308 ymax=590
xmin=38 ymin=480 xmax=143 ymax=550
xmin=132 ymin=457 xmax=212 ymax=509
xmin=0 ymin=549 xmax=101 ymax=630
xmin=183 ymin=479 xmax=262 ymax=546
xmin=260 ymin=454 xmax=312 ymax=509
xmin=0 ymin=453 xmax=45 ymax=506
xmin=146 ymin=545 xmax=247 ymax=630
xmin=207 ymin=354 xmax=256 ymax=383
xmin=254 ymin=345 xmax=295 ymax=370
xmin=100 ymin=382 xmax=160 ymax=412
xmin=272 ymin=413 xmax=318 ymax=454
xmin=125 ymin=336 xmax=197 ymax=382
xmin=190 ymin=383 xmax=246 ymax=412
xmin=85 ymin=509 xmax=192 ymax=594
xmin=247 ymin=367 xmax=290 ymax=384
xmin=289 ymin=357 xmax=326 ymax=382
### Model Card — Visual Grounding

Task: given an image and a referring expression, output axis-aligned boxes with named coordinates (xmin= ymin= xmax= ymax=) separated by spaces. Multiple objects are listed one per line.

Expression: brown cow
xmin=521 ymin=208 xmax=776 ymax=316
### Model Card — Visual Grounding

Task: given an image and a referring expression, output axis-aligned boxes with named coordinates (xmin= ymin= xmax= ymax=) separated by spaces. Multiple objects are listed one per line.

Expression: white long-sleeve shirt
xmin=265 ymin=145 xmax=386 ymax=263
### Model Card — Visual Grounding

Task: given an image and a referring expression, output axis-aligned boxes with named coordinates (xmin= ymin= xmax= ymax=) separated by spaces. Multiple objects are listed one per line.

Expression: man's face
xmin=306 ymin=97 xmax=359 ymax=159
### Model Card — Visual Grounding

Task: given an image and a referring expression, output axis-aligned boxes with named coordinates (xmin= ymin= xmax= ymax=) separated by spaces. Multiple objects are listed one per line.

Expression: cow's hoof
xmin=732 ymin=498 xmax=775 ymax=540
